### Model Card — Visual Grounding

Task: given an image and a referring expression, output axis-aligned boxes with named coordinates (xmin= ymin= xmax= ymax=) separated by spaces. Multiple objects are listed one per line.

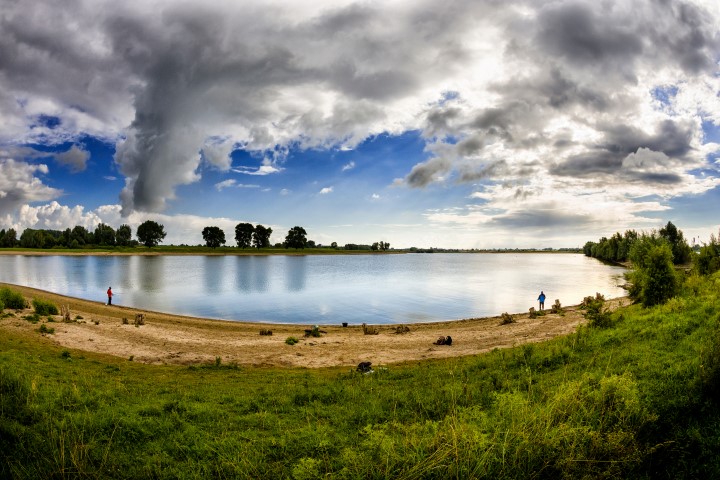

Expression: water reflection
xmin=284 ymin=256 xmax=307 ymax=292
xmin=139 ymin=256 xmax=164 ymax=292
xmin=0 ymin=253 xmax=628 ymax=324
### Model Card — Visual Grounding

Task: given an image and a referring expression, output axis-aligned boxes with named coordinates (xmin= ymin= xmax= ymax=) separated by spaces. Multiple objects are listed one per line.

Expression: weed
xmin=286 ymin=336 xmax=299 ymax=345
xmin=22 ymin=313 xmax=41 ymax=324
xmin=32 ymin=298 xmax=59 ymax=316
xmin=60 ymin=350 xmax=71 ymax=359
xmin=215 ymin=356 xmax=222 ymax=367
xmin=38 ymin=323 xmax=55 ymax=334
xmin=0 ymin=287 xmax=26 ymax=309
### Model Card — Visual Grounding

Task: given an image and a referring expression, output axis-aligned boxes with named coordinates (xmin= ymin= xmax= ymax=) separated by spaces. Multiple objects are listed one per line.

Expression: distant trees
xmin=284 ymin=226 xmax=308 ymax=249
xmin=659 ymin=221 xmax=692 ymax=265
xmin=94 ymin=223 xmax=116 ymax=246
xmin=584 ymin=222 xmax=690 ymax=266
xmin=372 ymin=241 xmax=391 ymax=251
xmin=235 ymin=223 xmax=255 ymax=248
xmin=116 ymin=224 xmax=133 ymax=246
xmin=137 ymin=220 xmax=166 ymax=247
xmin=202 ymin=226 xmax=226 ymax=248
xmin=0 ymin=229 xmax=18 ymax=247
xmin=253 ymin=225 xmax=272 ymax=249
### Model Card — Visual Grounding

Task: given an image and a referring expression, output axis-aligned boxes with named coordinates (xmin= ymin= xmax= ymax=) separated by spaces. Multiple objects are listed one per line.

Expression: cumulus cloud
xmin=0 ymin=158 xmax=61 ymax=217
xmin=0 ymin=0 xmax=718 ymax=239
xmin=319 ymin=187 xmax=334 ymax=195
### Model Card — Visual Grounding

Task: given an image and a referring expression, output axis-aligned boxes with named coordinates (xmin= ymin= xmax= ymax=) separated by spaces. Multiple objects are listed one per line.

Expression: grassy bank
xmin=2 ymin=273 xmax=720 ymax=478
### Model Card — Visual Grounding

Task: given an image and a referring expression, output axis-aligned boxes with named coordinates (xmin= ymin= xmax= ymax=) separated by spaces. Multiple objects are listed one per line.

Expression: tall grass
xmin=1 ymin=274 xmax=720 ymax=478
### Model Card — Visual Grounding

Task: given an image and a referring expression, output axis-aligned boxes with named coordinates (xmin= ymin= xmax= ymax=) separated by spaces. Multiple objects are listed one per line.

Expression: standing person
xmin=107 ymin=287 xmax=113 ymax=306
xmin=538 ymin=291 xmax=546 ymax=311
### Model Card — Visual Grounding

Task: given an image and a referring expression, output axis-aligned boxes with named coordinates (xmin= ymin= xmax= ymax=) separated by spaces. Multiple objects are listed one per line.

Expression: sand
xmin=0 ymin=282 xmax=626 ymax=368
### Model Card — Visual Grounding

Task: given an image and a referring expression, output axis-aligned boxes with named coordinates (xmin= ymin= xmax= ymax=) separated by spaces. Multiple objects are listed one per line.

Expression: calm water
xmin=0 ymin=253 xmax=626 ymax=324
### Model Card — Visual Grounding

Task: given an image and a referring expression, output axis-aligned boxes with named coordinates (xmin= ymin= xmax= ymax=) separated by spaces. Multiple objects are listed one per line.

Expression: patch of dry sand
xmin=1 ymin=283 xmax=626 ymax=368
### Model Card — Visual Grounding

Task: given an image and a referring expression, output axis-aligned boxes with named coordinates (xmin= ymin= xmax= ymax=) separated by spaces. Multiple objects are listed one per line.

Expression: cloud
xmin=0 ymin=0 xmax=718 ymax=234
xmin=0 ymin=158 xmax=61 ymax=217
xmin=341 ymin=161 xmax=355 ymax=171
xmin=214 ymin=179 xmax=261 ymax=191
xmin=233 ymin=165 xmax=283 ymax=176
xmin=319 ymin=186 xmax=334 ymax=195
xmin=280 ymin=188 xmax=291 ymax=196
xmin=54 ymin=145 xmax=90 ymax=172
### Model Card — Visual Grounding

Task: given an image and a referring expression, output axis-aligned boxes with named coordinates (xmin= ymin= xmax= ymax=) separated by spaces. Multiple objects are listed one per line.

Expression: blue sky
xmin=1 ymin=0 xmax=719 ymax=248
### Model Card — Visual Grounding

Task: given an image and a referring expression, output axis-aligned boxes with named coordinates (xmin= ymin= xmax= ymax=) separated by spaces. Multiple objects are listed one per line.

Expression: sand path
xmin=1 ymin=283 xmax=625 ymax=368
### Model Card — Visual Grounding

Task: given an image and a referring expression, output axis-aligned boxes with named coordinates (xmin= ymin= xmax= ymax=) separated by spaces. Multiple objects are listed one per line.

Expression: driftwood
xmin=551 ymin=299 xmax=562 ymax=314
xmin=433 ymin=335 xmax=453 ymax=346
xmin=500 ymin=312 xmax=515 ymax=325
xmin=60 ymin=305 xmax=72 ymax=323
xmin=362 ymin=323 xmax=379 ymax=335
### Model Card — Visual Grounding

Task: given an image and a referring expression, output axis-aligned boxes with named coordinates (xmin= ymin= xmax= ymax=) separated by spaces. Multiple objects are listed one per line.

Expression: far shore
xmin=0 ymin=282 xmax=626 ymax=368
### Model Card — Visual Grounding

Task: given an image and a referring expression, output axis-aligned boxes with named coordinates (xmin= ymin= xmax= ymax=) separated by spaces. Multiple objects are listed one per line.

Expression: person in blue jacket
xmin=537 ymin=291 xmax=546 ymax=311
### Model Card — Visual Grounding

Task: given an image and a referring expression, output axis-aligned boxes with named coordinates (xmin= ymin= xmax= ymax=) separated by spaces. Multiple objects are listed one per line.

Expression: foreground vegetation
xmin=2 ymin=270 xmax=720 ymax=478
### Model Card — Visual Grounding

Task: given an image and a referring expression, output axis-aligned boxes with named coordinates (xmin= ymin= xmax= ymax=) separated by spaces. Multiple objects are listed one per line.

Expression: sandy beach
xmin=1 ymin=282 xmax=626 ymax=368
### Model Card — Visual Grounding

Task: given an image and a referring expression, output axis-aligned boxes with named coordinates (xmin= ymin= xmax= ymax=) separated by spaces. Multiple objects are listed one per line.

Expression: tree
xmin=234 ymin=223 xmax=254 ymax=248
xmin=659 ymin=221 xmax=692 ymax=265
xmin=202 ymin=226 xmax=226 ymax=248
xmin=628 ymin=236 xmax=678 ymax=306
xmin=116 ymin=224 xmax=133 ymax=246
xmin=252 ymin=225 xmax=272 ymax=249
xmin=331 ymin=242 xmax=338 ymax=249
xmin=94 ymin=223 xmax=116 ymax=246
xmin=71 ymin=226 xmax=91 ymax=245
xmin=136 ymin=220 xmax=166 ymax=247
xmin=1 ymin=228 xmax=18 ymax=247
xmin=284 ymin=226 xmax=307 ymax=249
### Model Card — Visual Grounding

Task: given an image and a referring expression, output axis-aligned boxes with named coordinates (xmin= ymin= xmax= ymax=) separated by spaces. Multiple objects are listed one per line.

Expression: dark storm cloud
xmin=551 ymin=119 xmax=695 ymax=178
xmin=491 ymin=209 xmax=594 ymax=229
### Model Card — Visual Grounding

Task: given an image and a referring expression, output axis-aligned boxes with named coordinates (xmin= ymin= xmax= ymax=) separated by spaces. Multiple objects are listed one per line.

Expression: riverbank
xmin=0 ymin=282 xmax=626 ymax=367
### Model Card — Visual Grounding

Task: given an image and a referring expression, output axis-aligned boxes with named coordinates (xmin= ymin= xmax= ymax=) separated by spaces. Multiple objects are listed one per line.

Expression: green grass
xmin=2 ymin=274 xmax=720 ymax=478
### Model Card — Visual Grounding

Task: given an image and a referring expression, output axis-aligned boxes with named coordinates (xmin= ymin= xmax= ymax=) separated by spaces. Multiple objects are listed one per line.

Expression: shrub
xmin=38 ymin=324 xmax=55 ymax=334
xmin=286 ymin=336 xmax=299 ymax=345
xmin=23 ymin=313 xmax=41 ymax=324
xmin=500 ymin=312 xmax=515 ymax=325
xmin=32 ymin=298 xmax=58 ymax=316
xmin=60 ymin=350 xmax=71 ymax=359
xmin=0 ymin=299 xmax=4 ymax=311
xmin=0 ymin=288 xmax=26 ymax=309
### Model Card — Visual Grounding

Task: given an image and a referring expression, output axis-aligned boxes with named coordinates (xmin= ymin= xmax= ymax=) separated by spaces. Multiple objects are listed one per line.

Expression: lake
xmin=0 ymin=253 xmax=627 ymax=325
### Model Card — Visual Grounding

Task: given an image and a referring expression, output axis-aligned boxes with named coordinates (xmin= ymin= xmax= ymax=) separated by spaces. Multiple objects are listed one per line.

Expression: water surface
xmin=0 ymin=253 xmax=626 ymax=324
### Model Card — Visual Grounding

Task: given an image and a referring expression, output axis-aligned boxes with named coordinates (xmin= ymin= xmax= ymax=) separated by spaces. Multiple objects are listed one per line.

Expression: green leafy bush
xmin=38 ymin=324 xmax=55 ymax=334
xmin=286 ymin=336 xmax=299 ymax=345
xmin=0 ymin=287 xmax=26 ymax=309
xmin=32 ymin=298 xmax=59 ymax=316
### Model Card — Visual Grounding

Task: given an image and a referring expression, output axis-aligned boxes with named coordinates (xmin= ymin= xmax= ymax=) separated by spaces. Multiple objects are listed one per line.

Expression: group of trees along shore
xmin=584 ymin=221 xmax=720 ymax=307
xmin=0 ymin=221 xmax=392 ymax=252
xmin=0 ymin=220 xmax=166 ymax=249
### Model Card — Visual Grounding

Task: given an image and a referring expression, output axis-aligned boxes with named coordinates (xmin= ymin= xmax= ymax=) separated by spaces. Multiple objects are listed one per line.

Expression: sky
xmin=1 ymin=0 xmax=719 ymax=249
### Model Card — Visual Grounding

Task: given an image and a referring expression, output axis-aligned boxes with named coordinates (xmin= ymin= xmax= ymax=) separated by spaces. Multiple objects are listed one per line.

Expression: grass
xmin=1 ymin=273 xmax=720 ymax=478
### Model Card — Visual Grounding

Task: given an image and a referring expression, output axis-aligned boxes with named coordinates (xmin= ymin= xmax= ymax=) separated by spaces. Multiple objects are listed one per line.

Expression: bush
xmin=0 ymin=288 xmax=26 ymax=309
xmin=38 ymin=324 xmax=55 ymax=334
xmin=0 ymin=299 xmax=4 ymax=311
xmin=32 ymin=298 xmax=59 ymax=316
xmin=286 ymin=337 xmax=299 ymax=345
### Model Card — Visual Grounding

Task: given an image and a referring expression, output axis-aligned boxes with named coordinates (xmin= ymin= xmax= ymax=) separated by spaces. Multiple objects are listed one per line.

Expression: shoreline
xmin=0 ymin=282 xmax=627 ymax=368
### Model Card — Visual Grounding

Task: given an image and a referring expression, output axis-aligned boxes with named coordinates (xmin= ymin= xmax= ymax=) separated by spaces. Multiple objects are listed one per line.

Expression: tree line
xmin=0 ymin=220 xmax=167 ymax=249
xmin=584 ymin=221 xmax=720 ymax=307
xmin=1 ymin=220 xmax=394 ymax=252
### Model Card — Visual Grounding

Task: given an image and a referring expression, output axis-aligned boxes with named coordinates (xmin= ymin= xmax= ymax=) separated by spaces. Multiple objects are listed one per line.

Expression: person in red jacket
xmin=107 ymin=287 xmax=113 ymax=305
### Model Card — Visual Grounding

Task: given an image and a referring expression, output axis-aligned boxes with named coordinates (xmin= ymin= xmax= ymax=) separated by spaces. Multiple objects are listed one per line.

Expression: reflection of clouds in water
xmin=0 ymin=254 xmax=627 ymax=324
xmin=138 ymin=256 xmax=164 ymax=292
xmin=234 ymin=256 xmax=271 ymax=293
xmin=203 ymin=256 xmax=225 ymax=293
xmin=284 ymin=256 xmax=307 ymax=292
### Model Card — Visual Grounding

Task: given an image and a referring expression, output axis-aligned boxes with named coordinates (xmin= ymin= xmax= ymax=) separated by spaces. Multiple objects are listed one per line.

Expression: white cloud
xmin=319 ymin=187 xmax=334 ymax=195
xmin=0 ymin=158 xmax=61 ymax=217
xmin=342 ymin=161 xmax=355 ymax=171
